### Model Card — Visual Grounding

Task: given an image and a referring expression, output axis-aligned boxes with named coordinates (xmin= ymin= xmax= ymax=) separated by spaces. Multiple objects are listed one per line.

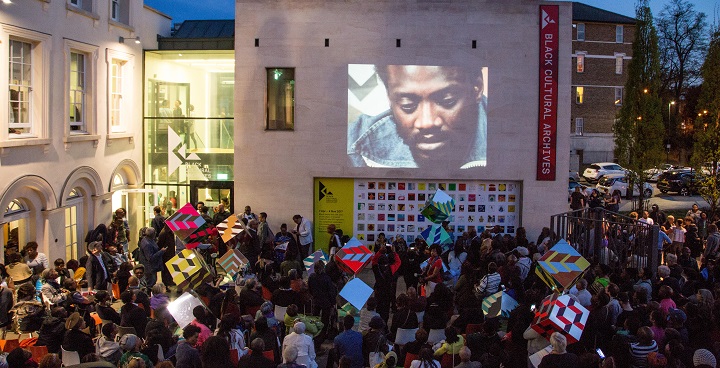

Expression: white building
xmin=0 ymin=0 xmax=170 ymax=262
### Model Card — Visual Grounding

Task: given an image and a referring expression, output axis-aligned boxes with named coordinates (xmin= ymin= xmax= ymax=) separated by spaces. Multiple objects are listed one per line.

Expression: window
xmin=3 ymin=25 xmax=51 ymax=142
xmin=615 ymin=87 xmax=623 ymax=106
xmin=615 ymin=55 xmax=624 ymax=74
xmin=111 ymin=0 xmax=119 ymax=21
xmin=110 ymin=59 xmax=124 ymax=132
xmin=69 ymin=52 xmax=86 ymax=132
xmin=69 ymin=0 xmax=93 ymax=13
xmin=65 ymin=40 xmax=97 ymax=137
xmin=575 ymin=118 xmax=584 ymax=136
xmin=576 ymin=87 xmax=584 ymax=104
xmin=65 ymin=205 xmax=79 ymax=261
xmin=266 ymin=68 xmax=295 ymax=130
xmin=8 ymin=40 xmax=32 ymax=135
xmin=577 ymin=23 xmax=585 ymax=41
xmin=110 ymin=0 xmax=129 ymax=25
xmin=576 ymin=53 xmax=585 ymax=73
xmin=106 ymin=49 xmax=134 ymax=134
xmin=616 ymin=25 xmax=624 ymax=43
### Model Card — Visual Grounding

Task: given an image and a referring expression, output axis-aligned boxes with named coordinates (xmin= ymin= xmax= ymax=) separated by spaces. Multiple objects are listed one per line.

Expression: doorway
xmin=190 ymin=181 xmax=233 ymax=218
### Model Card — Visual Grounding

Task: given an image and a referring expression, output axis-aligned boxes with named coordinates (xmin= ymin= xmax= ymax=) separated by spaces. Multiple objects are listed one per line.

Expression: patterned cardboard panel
xmin=304 ymin=250 xmax=329 ymax=275
xmin=334 ymin=237 xmax=373 ymax=275
xmin=165 ymin=203 xmax=207 ymax=241
xmin=339 ymin=278 xmax=373 ymax=310
xmin=420 ymin=189 xmax=455 ymax=223
xmin=420 ymin=224 xmax=452 ymax=247
xmin=531 ymin=293 xmax=588 ymax=344
xmin=482 ymin=291 xmax=519 ymax=318
xmin=166 ymin=249 xmax=213 ymax=289
xmin=535 ymin=239 xmax=590 ymax=292
xmin=217 ymin=249 xmax=249 ymax=277
xmin=167 ymin=292 xmax=204 ymax=328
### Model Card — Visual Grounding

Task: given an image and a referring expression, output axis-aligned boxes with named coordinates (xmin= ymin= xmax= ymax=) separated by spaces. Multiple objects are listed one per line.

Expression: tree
xmin=691 ymin=25 xmax=720 ymax=219
xmin=658 ymin=0 xmax=707 ymax=102
xmin=613 ymin=0 xmax=665 ymax=214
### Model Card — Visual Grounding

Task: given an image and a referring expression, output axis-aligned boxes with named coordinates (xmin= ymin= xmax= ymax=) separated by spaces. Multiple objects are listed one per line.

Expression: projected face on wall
xmin=347 ymin=64 xmax=488 ymax=169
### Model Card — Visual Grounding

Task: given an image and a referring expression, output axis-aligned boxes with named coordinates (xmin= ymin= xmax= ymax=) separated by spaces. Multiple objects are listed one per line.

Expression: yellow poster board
xmin=313 ymin=178 xmax=354 ymax=253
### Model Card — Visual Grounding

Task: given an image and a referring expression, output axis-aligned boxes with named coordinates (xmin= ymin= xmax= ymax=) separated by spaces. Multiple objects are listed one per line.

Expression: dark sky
xmin=144 ymin=0 xmax=716 ymax=25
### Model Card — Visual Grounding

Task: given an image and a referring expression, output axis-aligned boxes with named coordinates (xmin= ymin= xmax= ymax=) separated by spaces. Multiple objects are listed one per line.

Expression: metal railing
xmin=549 ymin=207 xmax=660 ymax=275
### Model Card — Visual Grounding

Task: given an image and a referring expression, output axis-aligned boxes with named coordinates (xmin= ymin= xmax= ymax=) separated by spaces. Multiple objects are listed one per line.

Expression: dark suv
xmin=657 ymin=169 xmax=702 ymax=196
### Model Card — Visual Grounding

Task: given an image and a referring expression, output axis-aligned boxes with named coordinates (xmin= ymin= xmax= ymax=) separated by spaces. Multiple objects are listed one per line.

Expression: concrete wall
xmin=234 ymin=0 xmax=571 ymax=241
xmin=0 ymin=0 xmax=171 ymax=261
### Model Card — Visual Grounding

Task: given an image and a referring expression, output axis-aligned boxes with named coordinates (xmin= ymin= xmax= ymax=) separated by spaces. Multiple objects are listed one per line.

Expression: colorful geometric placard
xmin=304 ymin=250 xmax=328 ymax=275
xmin=531 ymin=293 xmax=589 ymax=344
xmin=217 ymin=249 xmax=248 ymax=277
xmin=339 ymin=278 xmax=374 ymax=310
xmin=535 ymin=239 xmax=590 ymax=292
xmin=217 ymin=214 xmax=247 ymax=248
xmin=420 ymin=189 xmax=455 ymax=224
xmin=165 ymin=203 xmax=207 ymax=241
xmin=167 ymin=292 xmax=204 ymax=328
xmin=482 ymin=291 xmax=519 ymax=318
xmin=183 ymin=224 xmax=212 ymax=249
xmin=420 ymin=224 xmax=453 ymax=246
xmin=334 ymin=237 xmax=373 ymax=274
xmin=166 ymin=249 xmax=213 ymax=290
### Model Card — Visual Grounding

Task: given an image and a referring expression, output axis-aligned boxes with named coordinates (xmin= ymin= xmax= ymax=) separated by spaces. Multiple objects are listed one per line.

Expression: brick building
xmin=570 ymin=3 xmax=636 ymax=171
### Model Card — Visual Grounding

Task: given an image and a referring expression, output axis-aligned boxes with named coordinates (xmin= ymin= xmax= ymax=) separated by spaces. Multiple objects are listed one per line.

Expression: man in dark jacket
xmin=140 ymin=228 xmax=166 ymax=288
xmin=36 ymin=306 xmax=67 ymax=353
xmin=308 ymin=261 xmax=337 ymax=346
xmin=86 ymin=241 xmax=113 ymax=290
xmin=150 ymin=206 xmax=166 ymax=239
xmin=238 ymin=338 xmax=276 ymax=368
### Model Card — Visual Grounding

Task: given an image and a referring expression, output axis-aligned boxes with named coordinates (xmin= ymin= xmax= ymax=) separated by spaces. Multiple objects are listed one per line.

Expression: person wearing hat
xmin=362 ymin=316 xmax=389 ymax=368
xmin=6 ymin=252 xmax=33 ymax=285
xmin=62 ymin=311 xmax=95 ymax=361
xmin=23 ymin=241 xmax=48 ymax=275
xmin=118 ymin=333 xmax=152 ymax=368
xmin=693 ymin=348 xmax=717 ymax=368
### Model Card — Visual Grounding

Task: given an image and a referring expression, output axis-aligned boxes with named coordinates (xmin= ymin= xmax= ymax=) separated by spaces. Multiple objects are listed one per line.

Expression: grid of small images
xmin=354 ymin=180 xmax=521 ymax=245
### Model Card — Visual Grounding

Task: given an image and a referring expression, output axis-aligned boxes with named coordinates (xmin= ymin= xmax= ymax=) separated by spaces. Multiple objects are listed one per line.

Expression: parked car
xmin=595 ymin=174 xmax=653 ymax=198
xmin=657 ymin=169 xmax=703 ymax=196
xmin=583 ymin=162 xmax=626 ymax=183
xmin=569 ymin=170 xmax=580 ymax=182
xmin=644 ymin=164 xmax=685 ymax=182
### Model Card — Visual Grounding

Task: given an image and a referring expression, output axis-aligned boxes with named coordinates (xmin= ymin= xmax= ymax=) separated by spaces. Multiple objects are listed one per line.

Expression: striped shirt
xmin=630 ymin=341 xmax=658 ymax=368
xmin=476 ymin=272 xmax=501 ymax=297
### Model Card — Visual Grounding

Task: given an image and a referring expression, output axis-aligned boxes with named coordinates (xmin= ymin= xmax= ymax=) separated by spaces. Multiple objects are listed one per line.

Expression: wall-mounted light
xmin=119 ymin=36 xmax=141 ymax=44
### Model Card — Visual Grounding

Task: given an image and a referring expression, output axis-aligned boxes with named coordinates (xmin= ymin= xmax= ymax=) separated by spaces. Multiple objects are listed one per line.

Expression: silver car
xmin=595 ymin=174 xmax=653 ymax=198
xmin=583 ymin=162 xmax=626 ymax=183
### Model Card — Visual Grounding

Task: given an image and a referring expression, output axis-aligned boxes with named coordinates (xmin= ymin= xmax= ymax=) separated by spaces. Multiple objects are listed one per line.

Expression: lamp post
xmin=666 ymin=143 xmax=671 ymax=162
xmin=668 ymin=101 xmax=675 ymax=122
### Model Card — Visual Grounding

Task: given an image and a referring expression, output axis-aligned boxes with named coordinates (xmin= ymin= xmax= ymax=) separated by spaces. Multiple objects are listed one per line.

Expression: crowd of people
xmin=0 ymin=201 xmax=719 ymax=368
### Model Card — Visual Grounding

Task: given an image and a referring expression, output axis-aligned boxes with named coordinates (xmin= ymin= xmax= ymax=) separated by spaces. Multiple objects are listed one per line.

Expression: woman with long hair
xmin=410 ymin=347 xmax=440 ymax=368
xmin=201 ymin=335 xmax=236 ymax=368
xmin=216 ymin=314 xmax=248 ymax=361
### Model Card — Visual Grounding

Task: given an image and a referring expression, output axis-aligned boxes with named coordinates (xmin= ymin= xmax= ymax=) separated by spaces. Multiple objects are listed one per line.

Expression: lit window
xmin=615 ymin=55 xmax=623 ymax=74
xmin=266 ymin=68 xmax=295 ymax=130
xmin=8 ymin=40 xmax=32 ymax=135
xmin=615 ymin=87 xmax=623 ymax=106
xmin=576 ymin=87 xmax=584 ymax=104
xmin=65 ymin=206 xmax=79 ymax=261
xmin=4 ymin=25 xmax=51 ymax=141
xmin=69 ymin=52 xmax=86 ymax=132
xmin=577 ymin=23 xmax=585 ymax=41
xmin=111 ymin=59 xmax=124 ymax=132
xmin=576 ymin=54 xmax=585 ymax=73
xmin=575 ymin=118 xmax=584 ymax=136
xmin=616 ymin=25 xmax=624 ymax=43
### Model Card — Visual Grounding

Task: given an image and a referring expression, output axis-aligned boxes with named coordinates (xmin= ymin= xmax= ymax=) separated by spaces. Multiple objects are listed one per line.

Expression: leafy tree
xmin=613 ymin=0 xmax=664 ymax=213
xmin=691 ymin=25 xmax=720 ymax=218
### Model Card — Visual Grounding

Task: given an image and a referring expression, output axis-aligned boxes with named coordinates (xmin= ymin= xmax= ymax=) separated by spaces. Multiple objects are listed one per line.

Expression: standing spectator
xmin=538 ymin=332 xmax=579 ymax=368
xmin=176 ymin=324 xmax=202 ymax=368
xmin=86 ymin=241 xmax=112 ymax=291
xmin=242 ymin=205 xmax=258 ymax=222
xmin=258 ymin=212 xmax=275 ymax=260
xmin=373 ymin=252 xmax=395 ymax=322
xmin=569 ymin=279 xmax=592 ymax=308
xmin=108 ymin=215 xmax=129 ymax=255
xmin=670 ymin=218 xmax=686 ymax=255
xmin=308 ymin=261 xmax=337 ymax=344
xmin=213 ymin=203 xmax=231 ymax=226
xmin=570 ymin=186 xmax=585 ymax=210
xmin=139 ymin=227 xmax=166 ymax=288
xmin=157 ymin=226 xmax=176 ymax=290
xmin=703 ymin=224 xmax=720 ymax=262
xmin=687 ymin=204 xmax=702 ymax=224
xmin=333 ymin=315 xmax=363 ymax=368
xmin=292 ymin=214 xmax=313 ymax=259
xmin=649 ymin=204 xmax=667 ymax=227
xmin=150 ymin=206 xmax=165 ymax=239
xmin=327 ymin=224 xmax=343 ymax=255
xmin=24 ymin=241 xmax=48 ymax=275
xmin=629 ymin=327 xmax=658 ymax=368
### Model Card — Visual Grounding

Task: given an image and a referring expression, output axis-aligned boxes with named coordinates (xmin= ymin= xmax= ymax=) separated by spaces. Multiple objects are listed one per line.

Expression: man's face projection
xmin=385 ymin=66 xmax=480 ymax=163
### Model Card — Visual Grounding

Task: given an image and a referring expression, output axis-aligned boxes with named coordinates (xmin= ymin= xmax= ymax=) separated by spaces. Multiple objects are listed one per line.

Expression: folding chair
xmin=404 ymin=353 xmax=419 ymax=368
xmin=117 ymin=326 xmax=137 ymax=340
xmin=27 ymin=345 xmax=49 ymax=362
xmin=394 ymin=328 xmax=418 ymax=346
xmin=427 ymin=329 xmax=446 ymax=345
xmin=0 ymin=339 xmax=19 ymax=353
xmin=61 ymin=347 xmax=81 ymax=366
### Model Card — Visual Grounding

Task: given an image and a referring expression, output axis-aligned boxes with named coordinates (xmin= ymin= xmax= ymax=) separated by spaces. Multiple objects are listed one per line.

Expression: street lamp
xmin=666 ymin=143 xmax=671 ymax=162
xmin=668 ymin=101 xmax=675 ymax=119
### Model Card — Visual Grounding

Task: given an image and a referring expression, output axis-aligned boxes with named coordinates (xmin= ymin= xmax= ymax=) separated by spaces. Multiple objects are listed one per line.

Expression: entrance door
xmin=111 ymin=189 xmax=159 ymax=247
xmin=190 ymin=181 xmax=233 ymax=218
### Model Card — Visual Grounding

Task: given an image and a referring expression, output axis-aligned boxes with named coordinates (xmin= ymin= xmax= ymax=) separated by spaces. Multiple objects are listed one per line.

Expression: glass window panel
xmin=266 ymin=68 xmax=295 ymax=130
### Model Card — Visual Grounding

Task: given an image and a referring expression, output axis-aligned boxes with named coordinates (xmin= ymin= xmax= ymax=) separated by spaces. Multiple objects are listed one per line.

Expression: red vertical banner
xmin=537 ymin=5 xmax=559 ymax=181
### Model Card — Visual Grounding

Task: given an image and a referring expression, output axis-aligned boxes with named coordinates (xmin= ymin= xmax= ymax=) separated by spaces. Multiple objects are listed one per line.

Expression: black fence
xmin=549 ymin=208 xmax=660 ymax=275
